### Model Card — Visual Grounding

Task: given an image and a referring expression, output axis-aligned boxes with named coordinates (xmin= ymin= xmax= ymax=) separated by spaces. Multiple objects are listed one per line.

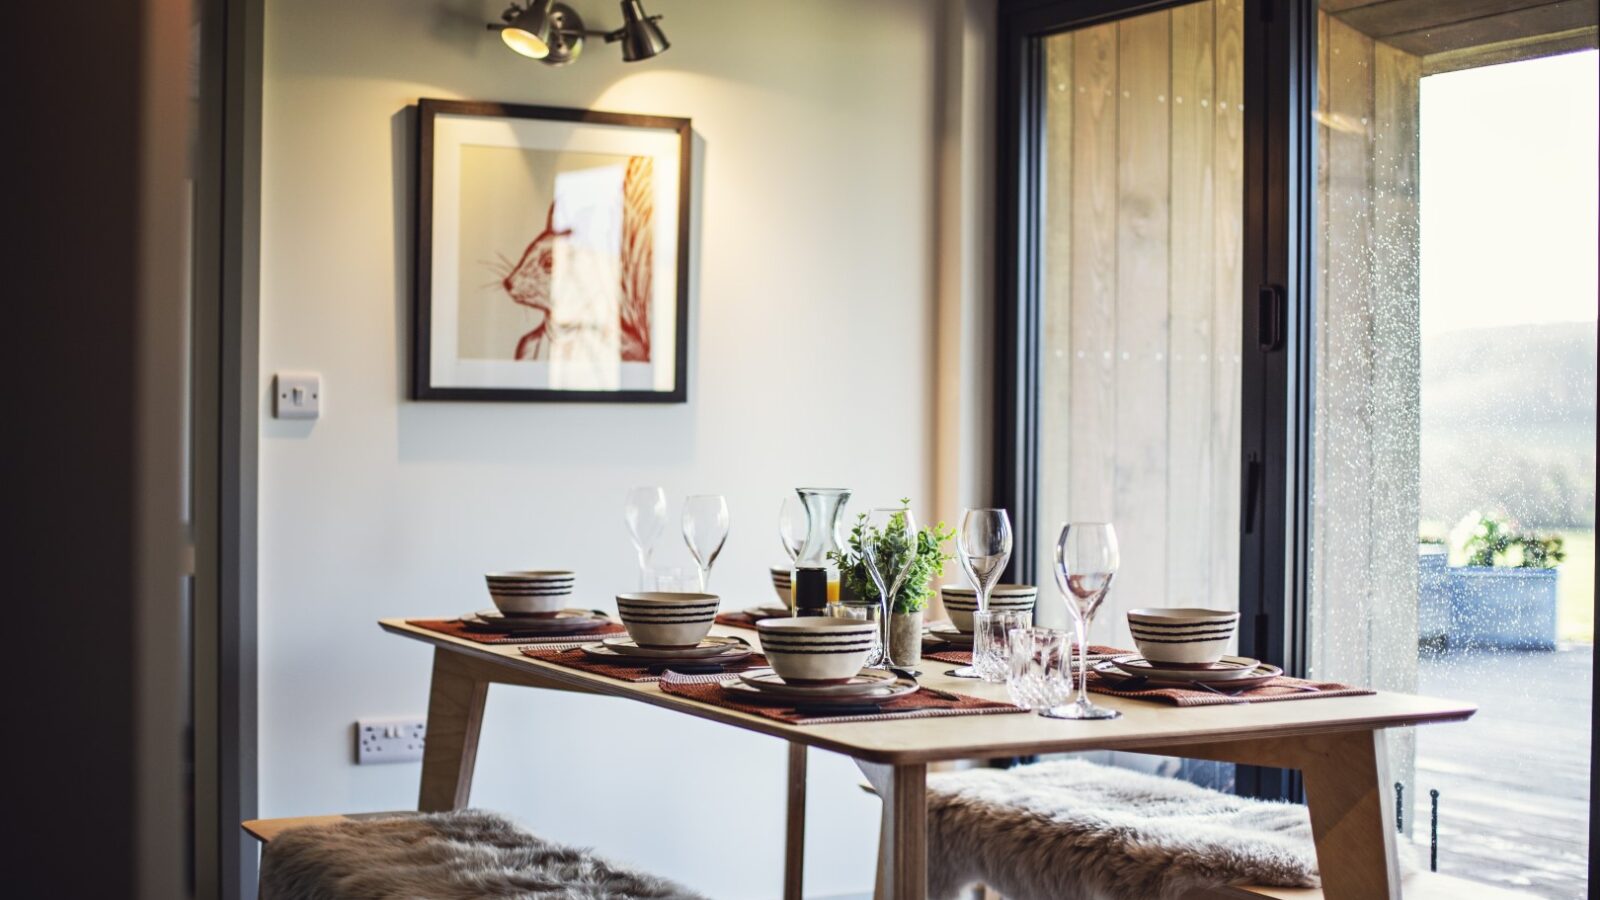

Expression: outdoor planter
xmin=1418 ymin=547 xmax=1451 ymax=647
xmin=1446 ymin=565 xmax=1559 ymax=651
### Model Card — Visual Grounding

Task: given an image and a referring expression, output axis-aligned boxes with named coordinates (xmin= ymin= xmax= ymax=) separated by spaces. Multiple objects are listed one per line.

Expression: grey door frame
xmin=190 ymin=0 xmax=262 ymax=896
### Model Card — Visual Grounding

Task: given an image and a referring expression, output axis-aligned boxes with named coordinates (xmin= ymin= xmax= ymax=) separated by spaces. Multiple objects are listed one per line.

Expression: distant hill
xmin=1421 ymin=322 xmax=1596 ymax=528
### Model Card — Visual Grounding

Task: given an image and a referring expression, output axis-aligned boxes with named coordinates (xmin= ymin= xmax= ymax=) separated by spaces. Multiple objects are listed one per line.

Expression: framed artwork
xmin=413 ymin=98 xmax=691 ymax=402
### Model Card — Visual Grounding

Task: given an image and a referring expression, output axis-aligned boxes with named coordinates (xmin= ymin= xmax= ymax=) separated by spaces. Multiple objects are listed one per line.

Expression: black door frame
xmin=994 ymin=0 xmax=1315 ymax=801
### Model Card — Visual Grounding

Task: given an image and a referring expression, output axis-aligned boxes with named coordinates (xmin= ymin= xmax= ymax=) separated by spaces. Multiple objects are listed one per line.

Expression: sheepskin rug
xmin=926 ymin=759 xmax=1321 ymax=900
xmin=259 ymin=809 xmax=707 ymax=899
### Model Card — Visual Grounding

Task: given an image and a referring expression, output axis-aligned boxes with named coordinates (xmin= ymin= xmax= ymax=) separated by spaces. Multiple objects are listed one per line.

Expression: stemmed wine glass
xmin=859 ymin=506 xmax=917 ymax=668
xmin=949 ymin=508 xmax=1014 ymax=678
xmin=1042 ymin=522 xmax=1121 ymax=720
xmin=682 ymin=495 xmax=730 ymax=590
xmin=623 ymin=487 xmax=667 ymax=589
xmin=777 ymin=494 xmax=808 ymax=564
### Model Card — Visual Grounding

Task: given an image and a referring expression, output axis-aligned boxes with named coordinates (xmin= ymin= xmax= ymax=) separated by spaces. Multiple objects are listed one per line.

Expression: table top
xmin=381 ymin=618 xmax=1476 ymax=765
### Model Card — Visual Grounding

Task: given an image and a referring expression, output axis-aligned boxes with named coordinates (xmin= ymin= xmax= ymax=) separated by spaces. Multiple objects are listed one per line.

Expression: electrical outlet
xmin=356 ymin=717 xmax=426 ymax=764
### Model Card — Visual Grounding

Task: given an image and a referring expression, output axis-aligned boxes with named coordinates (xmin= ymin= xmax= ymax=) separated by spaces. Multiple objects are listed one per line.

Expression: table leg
xmin=784 ymin=743 xmax=807 ymax=900
xmin=417 ymin=647 xmax=490 ymax=812
xmin=1301 ymin=729 xmax=1401 ymax=900
xmin=857 ymin=759 xmax=928 ymax=900
xmin=1132 ymin=728 xmax=1400 ymax=900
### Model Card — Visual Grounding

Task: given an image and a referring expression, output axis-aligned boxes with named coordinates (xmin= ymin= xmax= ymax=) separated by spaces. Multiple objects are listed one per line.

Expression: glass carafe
xmin=790 ymin=487 xmax=851 ymax=616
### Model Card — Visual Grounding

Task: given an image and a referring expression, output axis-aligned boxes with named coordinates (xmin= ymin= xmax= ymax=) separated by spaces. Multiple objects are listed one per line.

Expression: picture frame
xmin=413 ymin=98 xmax=691 ymax=402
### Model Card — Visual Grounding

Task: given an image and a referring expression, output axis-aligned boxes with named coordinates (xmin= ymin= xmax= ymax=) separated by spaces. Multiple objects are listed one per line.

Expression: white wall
xmin=259 ymin=1 xmax=989 ymax=897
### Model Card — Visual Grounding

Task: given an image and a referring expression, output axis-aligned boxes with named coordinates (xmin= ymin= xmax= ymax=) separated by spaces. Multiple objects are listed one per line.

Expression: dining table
xmin=379 ymin=616 xmax=1476 ymax=900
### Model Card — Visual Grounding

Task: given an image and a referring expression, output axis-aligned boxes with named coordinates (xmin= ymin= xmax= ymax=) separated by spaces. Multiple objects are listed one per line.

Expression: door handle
xmin=1258 ymin=284 xmax=1284 ymax=351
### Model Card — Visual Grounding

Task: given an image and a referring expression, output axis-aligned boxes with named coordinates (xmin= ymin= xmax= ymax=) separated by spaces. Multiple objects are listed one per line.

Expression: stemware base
xmin=1039 ymin=699 xmax=1121 ymax=720
xmin=946 ymin=666 xmax=981 ymax=679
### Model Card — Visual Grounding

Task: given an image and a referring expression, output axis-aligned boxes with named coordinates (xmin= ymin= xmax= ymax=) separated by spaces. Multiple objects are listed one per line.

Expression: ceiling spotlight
xmin=616 ymin=0 xmax=670 ymax=62
xmin=489 ymin=1 xmax=670 ymax=68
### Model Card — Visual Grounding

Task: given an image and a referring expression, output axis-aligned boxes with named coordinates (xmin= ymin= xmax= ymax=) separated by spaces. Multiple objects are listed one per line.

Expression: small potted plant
xmin=831 ymin=504 xmax=954 ymax=666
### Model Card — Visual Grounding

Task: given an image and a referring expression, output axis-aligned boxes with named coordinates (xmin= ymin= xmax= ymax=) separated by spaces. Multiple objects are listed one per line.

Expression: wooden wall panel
xmin=1168 ymin=2 xmax=1217 ymax=607
xmin=1035 ymin=0 xmax=1245 ymax=637
xmin=1308 ymin=9 xmax=1423 ymax=811
xmin=1037 ymin=34 xmax=1075 ymax=601
xmin=1110 ymin=10 xmax=1173 ymax=639
xmin=1066 ymin=22 xmax=1119 ymax=526
xmin=1210 ymin=0 xmax=1244 ymax=613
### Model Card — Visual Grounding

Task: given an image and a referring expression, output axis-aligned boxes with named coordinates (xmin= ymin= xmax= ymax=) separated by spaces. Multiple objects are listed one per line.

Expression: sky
xmin=1420 ymin=50 xmax=1599 ymax=337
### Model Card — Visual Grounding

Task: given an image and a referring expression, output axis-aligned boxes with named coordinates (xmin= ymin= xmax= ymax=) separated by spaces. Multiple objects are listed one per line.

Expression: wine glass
xmin=777 ymin=494 xmax=808 ymax=564
xmin=682 ymin=495 xmax=730 ymax=590
xmin=623 ymin=487 xmax=667 ymax=589
xmin=949 ymin=508 xmax=1014 ymax=678
xmin=1042 ymin=522 xmax=1121 ymax=720
xmin=859 ymin=506 xmax=917 ymax=668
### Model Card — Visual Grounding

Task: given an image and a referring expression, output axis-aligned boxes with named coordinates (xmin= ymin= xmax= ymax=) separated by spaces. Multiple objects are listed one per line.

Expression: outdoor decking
xmin=1415 ymin=645 xmax=1591 ymax=898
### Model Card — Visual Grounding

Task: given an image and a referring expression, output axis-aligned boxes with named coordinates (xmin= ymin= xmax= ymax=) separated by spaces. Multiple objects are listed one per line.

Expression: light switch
xmin=275 ymin=372 xmax=321 ymax=420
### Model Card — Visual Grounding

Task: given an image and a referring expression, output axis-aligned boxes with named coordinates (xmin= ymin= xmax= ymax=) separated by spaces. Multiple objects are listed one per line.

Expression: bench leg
xmin=785 ymin=743 xmax=807 ymax=900
xmin=418 ymin=648 xmax=490 ymax=812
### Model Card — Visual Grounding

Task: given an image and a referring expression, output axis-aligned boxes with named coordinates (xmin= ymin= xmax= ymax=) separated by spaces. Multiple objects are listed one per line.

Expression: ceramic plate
xmin=735 ymin=668 xmax=902 ymax=698
xmin=720 ymin=675 xmax=919 ymax=706
xmin=750 ymin=605 xmax=792 ymax=619
xmin=580 ymin=642 xmax=753 ymax=666
xmin=1095 ymin=659 xmax=1284 ymax=691
xmin=1110 ymin=655 xmax=1263 ymax=682
xmin=597 ymin=635 xmax=749 ymax=659
xmin=463 ymin=609 xmax=611 ymax=634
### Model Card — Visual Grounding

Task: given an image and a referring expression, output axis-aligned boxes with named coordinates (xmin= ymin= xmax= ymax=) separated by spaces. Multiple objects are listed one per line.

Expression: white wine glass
xmin=682 ymin=494 xmax=730 ymax=590
xmin=1042 ymin=522 xmax=1120 ymax=720
xmin=777 ymin=494 xmax=808 ymax=564
xmin=949 ymin=508 xmax=1014 ymax=678
xmin=623 ymin=486 xmax=667 ymax=589
xmin=859 ymin=506 xmax=917 ymax=668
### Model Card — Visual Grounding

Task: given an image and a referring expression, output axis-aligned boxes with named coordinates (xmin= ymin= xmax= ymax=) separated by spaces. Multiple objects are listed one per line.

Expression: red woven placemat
xmin=714 ymin=611 xmax=765 ymax=628
xmin=656 ymin=671 xmax=1027 ymax=725
xmin=925 ymin=643 xmax=1124 ymax=667
xmin=1087 ymin=671 xmax=1373 ymax=706
xmin=519 ymin=646 xmax=771 ymax=684
xmin=408 ymin=618 xmax=626 ymax=645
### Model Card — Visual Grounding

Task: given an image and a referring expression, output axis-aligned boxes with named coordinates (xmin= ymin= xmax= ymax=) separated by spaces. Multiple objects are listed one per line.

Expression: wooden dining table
xmin=380 ymin=617 xmax=1475 ymax=900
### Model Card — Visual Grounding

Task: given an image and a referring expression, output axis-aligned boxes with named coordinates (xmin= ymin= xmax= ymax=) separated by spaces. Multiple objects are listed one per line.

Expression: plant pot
xmin=1417 ymin=545 xmax=1451 ymax=648
xmin=889 ymin=610 xmax=924 ymax=667
xmin=1446 ymin=565 xmax=1559 ymax=651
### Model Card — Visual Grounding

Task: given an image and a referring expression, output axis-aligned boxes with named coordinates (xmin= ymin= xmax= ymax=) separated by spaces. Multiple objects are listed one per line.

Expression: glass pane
xmin=1035 ymin=0 xmax=1245 ymax=788
xmin=1310 ymin=2 xmax=1596 ymax=892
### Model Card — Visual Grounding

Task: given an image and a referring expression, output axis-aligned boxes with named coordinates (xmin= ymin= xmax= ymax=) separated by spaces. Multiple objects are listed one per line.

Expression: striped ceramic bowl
xmin=756 ymin=616 xmax=877 ymax=685
xmin=940 ymin=584 xmax=1038 ymax=633
xmin=770 ymin=565 xmax=793 ymax=604
xmin=1127 ymin=608 xmax=1239 ymax=668
xmin=485 ymin=570 xmax=576 ymax=617
xmin=615 ymin=592 xmax=720 ymax=649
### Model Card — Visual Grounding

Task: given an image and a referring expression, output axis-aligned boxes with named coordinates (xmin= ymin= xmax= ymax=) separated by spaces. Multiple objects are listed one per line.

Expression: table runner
xmin=520 ymin=646 xmax=771 ymax=683
xmin=407 ymin=617 xmax=626 ymax=645
xmin=656 ymin=671 xmax=1028 ymax=726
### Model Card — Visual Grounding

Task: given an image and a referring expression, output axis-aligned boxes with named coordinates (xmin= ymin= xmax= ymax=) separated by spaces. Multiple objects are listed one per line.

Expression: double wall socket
xmin=356 ymin=717 xmax=426 ymax=764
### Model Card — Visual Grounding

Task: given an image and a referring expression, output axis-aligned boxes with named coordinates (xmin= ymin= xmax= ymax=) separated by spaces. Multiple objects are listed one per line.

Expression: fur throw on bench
xmin=926 ymin=759 xmax=1323 ymax=900
xmin=259 ymin=809 xmax=707 ymax=899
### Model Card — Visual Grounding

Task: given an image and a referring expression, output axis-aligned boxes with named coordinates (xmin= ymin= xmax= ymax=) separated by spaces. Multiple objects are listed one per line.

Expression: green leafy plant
xmin=829 ymin=501 xmax=955 ymax=614
xmin=1451 ymin=511 xmax=1566 ymax=569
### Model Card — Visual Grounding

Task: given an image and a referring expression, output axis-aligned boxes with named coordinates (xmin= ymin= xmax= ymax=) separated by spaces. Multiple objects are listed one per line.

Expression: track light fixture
xmin=488 ymin=1 xmax=670 ymax=68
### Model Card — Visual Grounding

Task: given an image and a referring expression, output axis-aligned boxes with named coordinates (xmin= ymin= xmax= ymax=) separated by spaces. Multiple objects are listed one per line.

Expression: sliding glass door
xmin=1002 ymin=0 xmax=1595 ymax=889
